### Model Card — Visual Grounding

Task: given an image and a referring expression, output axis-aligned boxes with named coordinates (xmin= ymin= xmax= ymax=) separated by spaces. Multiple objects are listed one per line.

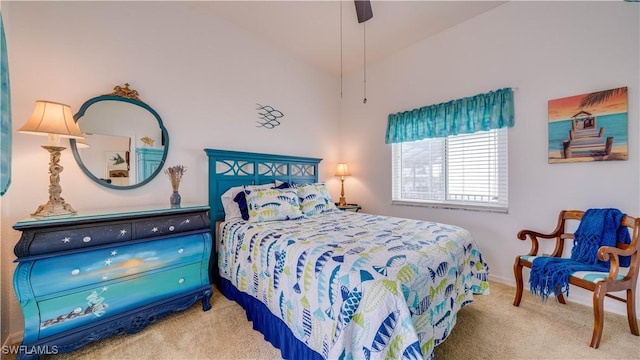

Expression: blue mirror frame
xmin=70 ymin=94 xmax=169 ymax=190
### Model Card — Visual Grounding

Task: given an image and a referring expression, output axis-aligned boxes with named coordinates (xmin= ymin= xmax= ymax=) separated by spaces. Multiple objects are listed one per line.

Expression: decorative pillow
xmin=274 ymin=180 xmax=292 ymax=189
xmin=297 ymin=183 xmax=337 ymax=216
xmin=246 ymin=188 xmax=305 ymax=222
xmin=235 ymin=183 xmax=294 ymax=220
xmin=220 ymin=183 xmax=274 ymax=220
xmin=233 ymin=191 xmax=251 ymax=220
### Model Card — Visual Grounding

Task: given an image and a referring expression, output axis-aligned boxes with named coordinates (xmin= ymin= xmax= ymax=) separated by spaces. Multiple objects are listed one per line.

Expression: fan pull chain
xmin=340 ymin=0 xmax=343 ymax=100
xmin=363 ymin=21 xmax=367 ymax=104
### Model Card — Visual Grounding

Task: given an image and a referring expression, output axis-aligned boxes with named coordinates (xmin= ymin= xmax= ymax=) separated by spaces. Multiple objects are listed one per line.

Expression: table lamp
xmin=75 ymin=137 xmax=90 ymax=148
xmin=335 ymin=163 xmax=351 ymax=206
xmin=19 ymin=100 xmax=84 ymax=216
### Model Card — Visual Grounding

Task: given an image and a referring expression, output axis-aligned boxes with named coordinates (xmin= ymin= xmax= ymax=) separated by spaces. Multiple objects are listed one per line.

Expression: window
xmin=385 ymin=88 xmax=513 ymax=212
xmin=392 ymin=128 xmax=508 ymax=212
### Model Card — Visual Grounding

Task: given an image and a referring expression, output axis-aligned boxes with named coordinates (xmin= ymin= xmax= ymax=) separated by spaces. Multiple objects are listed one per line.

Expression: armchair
xmin=513 ymin=210 xmax=639 ymax=348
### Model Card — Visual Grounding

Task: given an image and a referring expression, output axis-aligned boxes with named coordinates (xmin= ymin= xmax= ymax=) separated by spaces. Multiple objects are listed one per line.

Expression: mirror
xmin=70 ymin=84 xmax=169 ymax=190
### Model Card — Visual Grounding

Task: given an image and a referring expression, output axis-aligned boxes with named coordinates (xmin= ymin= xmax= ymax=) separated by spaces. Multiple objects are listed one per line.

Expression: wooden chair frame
xmin=513 ymin=210 xmax=640 ymax=348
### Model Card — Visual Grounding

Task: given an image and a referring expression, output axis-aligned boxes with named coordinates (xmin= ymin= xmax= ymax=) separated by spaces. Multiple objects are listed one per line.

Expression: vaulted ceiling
xmin=196 ymin=1 xmax=506 ymax=76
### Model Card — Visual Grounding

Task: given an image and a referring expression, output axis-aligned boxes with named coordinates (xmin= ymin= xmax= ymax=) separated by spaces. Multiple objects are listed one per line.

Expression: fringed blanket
xmin=530 ymin=208 xmax=631 ymax=300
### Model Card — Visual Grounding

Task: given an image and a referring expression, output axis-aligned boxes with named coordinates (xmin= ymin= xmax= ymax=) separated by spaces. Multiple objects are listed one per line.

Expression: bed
xmin=205 ymin=148 xmax=490 ymax=360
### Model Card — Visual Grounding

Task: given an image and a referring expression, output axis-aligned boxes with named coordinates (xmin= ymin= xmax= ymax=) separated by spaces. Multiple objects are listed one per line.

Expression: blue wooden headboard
xmin=203 ymin=148 xmax=322 ymax=284
xmin=204 ymin=148 xmax=322 ymax=223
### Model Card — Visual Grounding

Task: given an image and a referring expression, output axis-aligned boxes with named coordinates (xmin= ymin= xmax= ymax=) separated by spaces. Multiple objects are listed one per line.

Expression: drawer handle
xmin=169 ymin=226 xmax=175 ymax=231
xmin=71 ymin=269 xmax=80 ymax=275
xmin=178 ymin=278 xmax=185 ymax=284
xmin=83 ymin=236 xmax=92 ymax=243
xmin=178 ymin=248 xmax=184 ymax=254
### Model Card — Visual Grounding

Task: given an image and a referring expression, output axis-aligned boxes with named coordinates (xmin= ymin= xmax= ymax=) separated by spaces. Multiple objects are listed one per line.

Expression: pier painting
xmin=548 ymin=87 xmax=628 ymax=163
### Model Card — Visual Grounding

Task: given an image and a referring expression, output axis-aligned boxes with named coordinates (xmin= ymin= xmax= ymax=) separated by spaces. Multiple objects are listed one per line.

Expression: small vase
xmin=170 ymin=191 xmax=181 ymax=207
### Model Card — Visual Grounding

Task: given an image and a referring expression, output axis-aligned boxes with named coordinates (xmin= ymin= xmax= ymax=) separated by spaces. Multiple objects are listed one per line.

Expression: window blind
xmin=392 ymin=128 xmax=508 ymax=212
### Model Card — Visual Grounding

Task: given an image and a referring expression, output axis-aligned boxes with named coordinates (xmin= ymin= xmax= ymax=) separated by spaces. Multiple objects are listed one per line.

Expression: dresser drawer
xmin=36 ymin=262 xmax=206 ymax=339
xmin=30 ymin=233 xmax=208 ymax=297
xmin=25 ymin=223 xmax=133 ymax=256
xmin=134 ymin=212 xmax=208 ymax=239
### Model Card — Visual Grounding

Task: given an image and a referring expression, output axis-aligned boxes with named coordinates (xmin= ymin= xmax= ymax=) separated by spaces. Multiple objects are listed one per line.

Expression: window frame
xmin=391 ymin=127 xmax=509 ymax=213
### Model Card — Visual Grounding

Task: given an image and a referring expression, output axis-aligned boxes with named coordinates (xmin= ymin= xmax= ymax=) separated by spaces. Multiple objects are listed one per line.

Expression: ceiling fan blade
xmin=354 ymin=0 xmax=373 ymax=23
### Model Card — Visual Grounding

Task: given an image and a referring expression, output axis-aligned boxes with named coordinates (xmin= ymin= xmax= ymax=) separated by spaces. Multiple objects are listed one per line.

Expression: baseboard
xmin=487 ymin=274 xmax=630 ymax=318
xmin=488 ymin=274 xmax=514 ymax=286
xmin=2 ymin=331 xmax=23 ymax=348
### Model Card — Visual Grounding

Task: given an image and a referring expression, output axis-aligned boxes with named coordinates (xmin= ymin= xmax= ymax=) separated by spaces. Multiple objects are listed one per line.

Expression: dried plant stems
xmin=165 ymin=165 xmax=186 ymax=191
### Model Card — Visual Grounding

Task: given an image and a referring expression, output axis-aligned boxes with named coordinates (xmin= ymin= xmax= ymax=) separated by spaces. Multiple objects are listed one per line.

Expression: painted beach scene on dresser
xmin=40 ymin=289 xmax=108 ymax=330
xmin=548 ymin=86 xmax=628 ymax=163
xmin=27 ymin=235 xmax=205 ymax=338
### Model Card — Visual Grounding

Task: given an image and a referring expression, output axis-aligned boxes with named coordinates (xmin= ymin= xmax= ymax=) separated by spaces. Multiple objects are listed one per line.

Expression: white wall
xmin=340 ymin=1 xmax=639 ymax=316
xmin=2 ymin=0 xmax=639 ymax=345
xmin=0 ymin=1 xmax=340 ymax=341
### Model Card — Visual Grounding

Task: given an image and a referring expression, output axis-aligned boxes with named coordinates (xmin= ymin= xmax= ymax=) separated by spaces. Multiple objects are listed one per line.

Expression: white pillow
xmin=246 ymin=188 xmax=305 ymax=222
xmin=221 ymin=183 xmax=274 ymax=220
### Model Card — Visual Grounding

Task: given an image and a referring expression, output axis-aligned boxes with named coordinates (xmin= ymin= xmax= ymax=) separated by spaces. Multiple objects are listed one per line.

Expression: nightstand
xmin=335 ymin=203 xmax=361 ymax=212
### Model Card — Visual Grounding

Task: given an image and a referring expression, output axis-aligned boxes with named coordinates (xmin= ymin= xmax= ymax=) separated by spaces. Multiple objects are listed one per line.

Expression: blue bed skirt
xmin=219 ymin=278 xmax=324 ymax=360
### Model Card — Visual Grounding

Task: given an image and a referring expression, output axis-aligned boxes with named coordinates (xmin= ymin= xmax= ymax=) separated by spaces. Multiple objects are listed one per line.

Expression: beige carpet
xmin=21 ymin=281 xmax=637 ymax=359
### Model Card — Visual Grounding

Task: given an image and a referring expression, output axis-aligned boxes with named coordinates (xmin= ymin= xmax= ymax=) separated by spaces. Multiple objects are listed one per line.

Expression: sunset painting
xmin=548 ymin=86 xmax=628 ymax=163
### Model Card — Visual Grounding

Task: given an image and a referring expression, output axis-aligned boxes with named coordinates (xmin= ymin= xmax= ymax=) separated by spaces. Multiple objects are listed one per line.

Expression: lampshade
xmin=19 ymin=100 xmax=83 ymax=140
xmin=335 ymin=163 xmax=351 ymax=177
xmin=75 ymin=138 xmax=90 ymax=148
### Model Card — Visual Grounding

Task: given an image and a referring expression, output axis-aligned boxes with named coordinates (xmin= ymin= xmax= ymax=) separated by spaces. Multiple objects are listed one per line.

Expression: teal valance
xmin=385 ymin=87 xmax=514 ymax=144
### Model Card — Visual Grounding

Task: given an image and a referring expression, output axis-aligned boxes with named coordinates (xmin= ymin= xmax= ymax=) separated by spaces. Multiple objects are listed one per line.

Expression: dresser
xmin=12 ymin=205 xmax=213 ymax=360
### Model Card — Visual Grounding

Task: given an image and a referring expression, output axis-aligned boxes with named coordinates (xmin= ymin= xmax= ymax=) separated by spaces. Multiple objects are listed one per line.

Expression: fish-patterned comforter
xmin=219 ymin=210 xmax=489 ymax=360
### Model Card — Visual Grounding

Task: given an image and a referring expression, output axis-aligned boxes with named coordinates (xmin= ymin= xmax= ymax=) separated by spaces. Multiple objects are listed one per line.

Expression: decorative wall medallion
xmin=548 ymin=86 xmax=628 ymax=163
xmin=140 ymin=136 xmax=154 ymax=147
xmin=256 ymin=104 xmax=284 ymax=129
xmin=108 ymin=83 xmax=141 ymax=101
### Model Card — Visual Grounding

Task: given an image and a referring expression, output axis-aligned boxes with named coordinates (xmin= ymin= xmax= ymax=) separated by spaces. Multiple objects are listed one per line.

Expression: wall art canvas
xmin=548 ymin=86 xmax=628 ymax=163
xmin=105 ymin=151 xmax=130 ymax=186
xmin=105 ymin=151 xmax=129 ymax=174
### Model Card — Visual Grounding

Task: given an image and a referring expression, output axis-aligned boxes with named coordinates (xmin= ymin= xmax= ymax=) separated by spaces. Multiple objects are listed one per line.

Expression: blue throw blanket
xmin=529 ymin=208 xmax=631 ymax=300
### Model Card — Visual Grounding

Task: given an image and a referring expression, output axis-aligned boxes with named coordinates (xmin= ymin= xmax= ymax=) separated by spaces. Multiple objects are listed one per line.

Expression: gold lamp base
xmin=32 ymin=201 xmax=76 ymax=217
xmin=338 ymin=177 xmax=347 ymax=206
xmin=32 ymin=145 xmax=77 ymax=217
